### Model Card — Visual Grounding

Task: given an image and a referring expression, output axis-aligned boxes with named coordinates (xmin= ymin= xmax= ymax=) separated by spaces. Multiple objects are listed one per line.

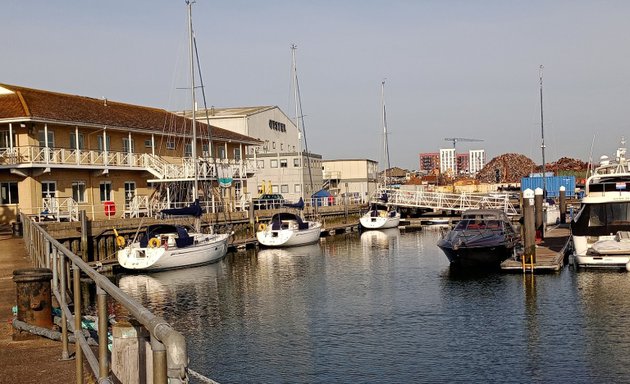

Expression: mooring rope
xmin=188 ymin=368 xmax=221 ymax=384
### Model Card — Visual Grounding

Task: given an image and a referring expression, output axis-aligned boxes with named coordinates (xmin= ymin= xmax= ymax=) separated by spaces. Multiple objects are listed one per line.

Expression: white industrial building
xmin=185 ymin=106 xmax=323 ymax=203
xmin=322 ymin=159 xmax=378 ymax=202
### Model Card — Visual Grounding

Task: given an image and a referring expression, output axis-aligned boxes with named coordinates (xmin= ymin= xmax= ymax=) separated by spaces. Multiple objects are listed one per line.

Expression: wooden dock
xmin=501 ymin=224 xmax=571 ymax=272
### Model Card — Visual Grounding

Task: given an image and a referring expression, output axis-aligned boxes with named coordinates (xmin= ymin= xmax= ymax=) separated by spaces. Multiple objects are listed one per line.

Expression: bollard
xmin=13 ymin=268 xmax=54 ymax=338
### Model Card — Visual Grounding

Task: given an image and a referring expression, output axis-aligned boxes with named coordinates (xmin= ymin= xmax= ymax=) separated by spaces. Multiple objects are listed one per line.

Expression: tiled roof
xmin=0 ymin=83 xmax=262 ymax=144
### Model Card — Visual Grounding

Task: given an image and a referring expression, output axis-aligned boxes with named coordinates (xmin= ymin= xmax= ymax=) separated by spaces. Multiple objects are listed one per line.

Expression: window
xmin=42 ymin=181 xmax=56 ymax=198
xmin=234 ymin=181 xmax=242 ymax=197
xmin=166 ymin=139 xmax=175 ymax=150
xmin=122 ymin=138 xmax=135 ymax=153
xmin=69 ymin=132 xmax=85 ymax=150
xmin=97 ymin=135 xmax=111 ymax=151
xmin=72 ymin=181 xmax=86 ymax=203
xmin=144 ymin=139 xmax=152 ymax=148
xmin=202 ymin=143 xmax=211 ymax=157
xmin=185 ymin=142 xmax=192 ymax=157
xmin=281 ymin=184 xmax=289 ymax=193
xmin=294 ymin=184 xmax=302 ymax=193
xmin=124 ymin=182 xmax=136 ymax=207
xmin=294 ymin=158 xmax=300 ymax=167
xmin=280 ymin=159 xmax=288 ymax=168
xmin=0 ymin=182 xmax=19 ymax=204
xmin=280 ymin=143 xmax=284 ymax=151
xmin=270 ymin=159 xmax=278 ymax=168
xmin=38 ymin=130 xmax=55 ymax=148
xmin=234 ymin=147 xmax=241 ymax=161
xmin=217 ymin=146 xmax=226 ymax=160
xmin=272 ymin=142 xmax=276 ymax=149
xmin=271 ymin=185 xmax=279 ymax=193
xmin=0 ymin=131 xmax=16 ymax=149
xmin=100 ymin=182 xmax=112 ymax=202
xmin=257 ymin=160 xmax=264 ymax=169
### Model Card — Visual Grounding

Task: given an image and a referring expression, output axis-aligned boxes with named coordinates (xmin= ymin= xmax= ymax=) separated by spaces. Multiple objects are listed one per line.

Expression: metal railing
xmin=371 ymin=188 xmax=518 ymax=215
xmin=21 ymin=212 xmax=190 ymax=383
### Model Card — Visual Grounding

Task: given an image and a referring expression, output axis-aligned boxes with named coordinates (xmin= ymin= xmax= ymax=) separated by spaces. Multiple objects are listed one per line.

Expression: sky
xmin=4 ymin=1 xmax=630 ymax=170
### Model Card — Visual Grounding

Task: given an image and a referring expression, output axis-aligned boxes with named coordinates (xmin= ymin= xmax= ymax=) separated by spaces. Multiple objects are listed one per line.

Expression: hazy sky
xmin=5 ymin=1 xmax=630 ymax=169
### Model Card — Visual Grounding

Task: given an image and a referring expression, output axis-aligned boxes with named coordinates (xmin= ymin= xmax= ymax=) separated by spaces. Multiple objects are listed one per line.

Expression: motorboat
xmin=117 ymin=223 xmax=230 ymax=271
xmin=437 ymin=209 xmax=519 ymax=266
xmin=256 ymin=210 xmax=322 ymax=248
xmin=572 ymin=140 xmax=630 ymax=269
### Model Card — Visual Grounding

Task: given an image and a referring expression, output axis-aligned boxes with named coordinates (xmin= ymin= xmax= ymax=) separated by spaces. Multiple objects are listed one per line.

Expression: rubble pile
xmin=546 ymin=157 xmax=589 ymax=173
xmin=476 ymin=153 xmax=537 ymax=183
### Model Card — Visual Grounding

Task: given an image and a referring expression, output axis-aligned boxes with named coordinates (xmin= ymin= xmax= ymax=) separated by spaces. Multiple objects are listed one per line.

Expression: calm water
xmin=117 ymin=229 xmax=630 ymax=383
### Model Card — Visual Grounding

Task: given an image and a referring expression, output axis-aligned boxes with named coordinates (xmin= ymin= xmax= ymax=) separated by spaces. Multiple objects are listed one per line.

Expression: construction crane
xmin=444 ymin=137 xmax=484 ymax=149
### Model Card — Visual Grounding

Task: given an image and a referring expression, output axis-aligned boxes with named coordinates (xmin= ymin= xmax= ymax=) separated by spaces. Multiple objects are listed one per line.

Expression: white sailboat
xmin=117 ymin=1 xmax=230 ymax=271
xmin=256 ymin=44 xmax=322 ymax=247
xmin=360 ymin=80 xmax=401 ymax=230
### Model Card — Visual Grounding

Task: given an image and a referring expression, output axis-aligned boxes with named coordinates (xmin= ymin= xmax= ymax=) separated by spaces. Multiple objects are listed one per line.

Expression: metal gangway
xmin=373 ymin=188 xmax=519 ymax=216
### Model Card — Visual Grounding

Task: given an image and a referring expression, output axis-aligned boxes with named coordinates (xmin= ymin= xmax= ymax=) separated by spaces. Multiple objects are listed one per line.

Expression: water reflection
xmin=360 ymin=228 xmax=400 ymax=251
xmin=112 ymin=229 xmax=630 ymax=383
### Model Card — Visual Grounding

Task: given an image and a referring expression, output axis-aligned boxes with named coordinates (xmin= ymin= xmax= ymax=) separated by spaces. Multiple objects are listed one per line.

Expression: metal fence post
xmin=60 ymin=254 xmax=70 ymax=360
xmin=73 ymin=262 xmax=83 ymax=383
xmin=97 ymin=286 xmax=110 ymax=383
xmin=151 ymin=337 xmax=168 ymax=384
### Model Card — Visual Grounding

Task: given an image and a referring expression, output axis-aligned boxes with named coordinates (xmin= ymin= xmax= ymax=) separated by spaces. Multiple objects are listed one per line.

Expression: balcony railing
xmin=0 ymin=146 xmax=257 ymax=181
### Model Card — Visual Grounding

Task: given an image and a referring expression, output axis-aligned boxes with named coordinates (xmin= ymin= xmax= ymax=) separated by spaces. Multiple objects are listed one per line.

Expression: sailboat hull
xmin=257 ymin=223 xmax=322 ymax=247
xmin=359 ymin=211 xmax=401 ymax=230
xmin=118 ymin=233 xmax=229 ymax=271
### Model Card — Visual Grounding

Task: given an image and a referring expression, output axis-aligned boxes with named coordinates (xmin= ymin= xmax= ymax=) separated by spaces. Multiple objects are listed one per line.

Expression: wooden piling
xmin=111 ymin=321 xmax=153 ymax=384
xmin=559 ymin=185 xmax=567 ymax=224
xmin=534 ymin=187 xmax=544 ymax=239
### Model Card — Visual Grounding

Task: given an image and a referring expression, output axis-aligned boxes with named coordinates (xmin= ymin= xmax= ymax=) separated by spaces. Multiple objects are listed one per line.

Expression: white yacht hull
xmin=359 ymin=212 xmax=400 ymax=230
xmin=117 ymin=233 xmax=230 ymax=271
xmin=256 ymin=222 xmax=322 ymax=247
xmin=572 ymin=234 xmax=630 ymax=269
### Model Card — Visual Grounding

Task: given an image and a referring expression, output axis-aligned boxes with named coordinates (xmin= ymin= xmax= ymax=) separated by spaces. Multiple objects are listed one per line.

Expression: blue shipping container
xmin=520 ymin=176 xmax=576 ymax=198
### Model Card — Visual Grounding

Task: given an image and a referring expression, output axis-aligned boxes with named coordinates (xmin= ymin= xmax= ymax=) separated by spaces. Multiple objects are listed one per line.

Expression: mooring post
xmin=59 ymin=255 xmax=70 ymax=360
xmin=80 ymin=210 xmax=88 ymax=262
xmin=248 ymin=201 xmax=255 ymax=236
xmin=523 ymin=189 xmax=536 ymax=268
xmin=559 ymin=185 xmax=567 ymax=224
xmin=534 ymin=187 xmax=544 ymax=240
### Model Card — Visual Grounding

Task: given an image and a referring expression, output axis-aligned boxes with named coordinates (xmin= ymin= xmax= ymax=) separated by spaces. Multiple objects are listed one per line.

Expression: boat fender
xmin=258 ymin=223 xmax=267 ymax=232
xmin=148 ymin=237 xmax=161 ymax=248
xmin=115 ymin=236 xmax=126 ymax=248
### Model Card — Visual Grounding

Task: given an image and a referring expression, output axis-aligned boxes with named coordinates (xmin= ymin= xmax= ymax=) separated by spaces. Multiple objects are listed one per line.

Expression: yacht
xmin=572 ymin=140 xmax=630 ymax=269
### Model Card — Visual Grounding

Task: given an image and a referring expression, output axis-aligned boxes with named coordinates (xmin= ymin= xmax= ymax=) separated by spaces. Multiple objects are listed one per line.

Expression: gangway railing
xmin=372 ymin=188 xmax=518 ymax=215
xmin=20 ymin=212 xmax=204 ymax=383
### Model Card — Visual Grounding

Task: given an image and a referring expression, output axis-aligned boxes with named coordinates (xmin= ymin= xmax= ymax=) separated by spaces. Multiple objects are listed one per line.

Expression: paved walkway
xmin=0 ymin=226 xmax=76 ymax=383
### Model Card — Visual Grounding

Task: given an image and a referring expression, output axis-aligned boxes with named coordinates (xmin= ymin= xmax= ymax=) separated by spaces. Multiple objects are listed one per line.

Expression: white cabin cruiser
xmin=572 ymin=140 xmax=630 ymax=269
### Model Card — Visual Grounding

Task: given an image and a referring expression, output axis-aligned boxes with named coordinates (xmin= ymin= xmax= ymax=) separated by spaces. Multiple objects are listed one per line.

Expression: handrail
xmin=20 ymin=212 xmax=189 ymax=383
xmin=371 ymin=188 xmax=518 ymax=215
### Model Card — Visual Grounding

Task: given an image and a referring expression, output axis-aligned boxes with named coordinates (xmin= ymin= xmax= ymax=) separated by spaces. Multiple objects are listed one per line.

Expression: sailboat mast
xmin=381 ymin=80 xmax=391 ymax=187
xmin=539 ymin=64 xmax=546 ymax=194
xmin=291 ymin=44 xmax=305 ymax=202
xmin=188 ymin=0 xmax=199 ymax=201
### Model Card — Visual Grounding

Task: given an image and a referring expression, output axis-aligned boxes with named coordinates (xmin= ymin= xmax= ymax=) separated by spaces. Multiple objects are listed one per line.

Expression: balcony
xmin=0 ymin=146 xmax=257 ymax=181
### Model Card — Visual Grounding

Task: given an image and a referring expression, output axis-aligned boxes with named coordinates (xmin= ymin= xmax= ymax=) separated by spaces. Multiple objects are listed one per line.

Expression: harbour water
xmin=117 ymin=229 xmax=630 ymax=383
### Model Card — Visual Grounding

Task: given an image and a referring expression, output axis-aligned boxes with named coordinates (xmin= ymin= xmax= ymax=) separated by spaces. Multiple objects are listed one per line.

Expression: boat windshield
xmin=573 ymin=202 xmax=630 ymax=236
xmin=454 ymin=219 xmax=503 ymax=231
